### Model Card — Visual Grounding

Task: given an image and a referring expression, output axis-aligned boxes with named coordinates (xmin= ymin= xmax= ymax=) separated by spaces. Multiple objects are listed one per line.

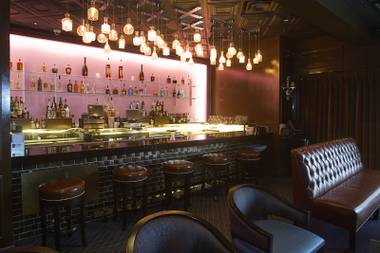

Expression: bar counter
xmin=11 ymin=123 xmax=270 ymax=240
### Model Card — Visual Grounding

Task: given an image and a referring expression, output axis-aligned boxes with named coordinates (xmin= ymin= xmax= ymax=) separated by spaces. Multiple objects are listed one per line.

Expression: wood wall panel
xmin=212 ymin=36 xmax=280 ymax=131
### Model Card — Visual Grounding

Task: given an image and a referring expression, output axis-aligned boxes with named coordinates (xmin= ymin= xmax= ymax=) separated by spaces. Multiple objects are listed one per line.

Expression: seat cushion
xmin=254 ymin=220 xmax=324 ymax=253
xmin=233 ymin=238 xmax=265 ymax=253
xmin=113 ymin=165 xmax=148 ymax=182
xmin=312 ymin=169 xmax=380 ymax=230
xmin=39 ymin=178 xmax=85 ymax=201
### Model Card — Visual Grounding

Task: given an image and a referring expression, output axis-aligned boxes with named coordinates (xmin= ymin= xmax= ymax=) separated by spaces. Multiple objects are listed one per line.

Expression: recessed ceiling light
xmin=283 ymin=18 xmax=289 ymax=22
xmin=33 ymin=22 xmax=38 ymax=26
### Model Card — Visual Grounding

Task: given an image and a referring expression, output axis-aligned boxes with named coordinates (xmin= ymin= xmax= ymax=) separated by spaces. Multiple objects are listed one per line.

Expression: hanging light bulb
xmin=239 ymin=54 xmax=245 ymax=63
xmin=195 ymin=43 xmax=203 ymax=57
xmin=144 ymin=46 xmax=152 ymax=56
xmin=109 ymin=24 xmax=118 ymax=41
xmin=119 ymin=35 xmax=126 ymax=49
xmin=226 ymin=51 xmax=233 ymax=59
xmin=226 ymin=59 xmax=232 ymax=67
xmin=77 ymin=19 xmax=86 ymax=36
xmin=172 ymin=37 xmax=180 ymax=49
xmin=140 ymin=42 xmax=147 ymax=53
xmin=89 ymin=25 xmax=96 ymax=42
xmin=151 ymin=47 xmax=159 ymax=60
xmin=236 ymin=48 xmax=243 ymax=59
xmin=97 ymin=33 xmax=107 ymax=44
xmin=176 ymin=45 xmax=184 ymax=56
xmin=104 ymin=40 xmax=111 ymax=53
xmin=140 ymin=31 xmax=146 ymax=44
xmin=156 ymin=34 xmax=166 ymax=49
xmin=219 ymin=51 xmax=226 ymax=64
xmin=87 ymin=0 xmax=99 ymax=21
xmin=227 ymin=42 xmax=237 ymax=57
xmin=210 ymin=46 xmax=217 ymax=59
xmin=180 ymin=53 xmax=187 ymax=62
xmin=61 ymin=13 xmax=73 ymax=32
xmin=123 ymin=18 xmax=134 ymax=35
xmin=101 ymin=17 xmax=110 ymax=34
xmin=253 ymin=56 xmax=259 ymax=64
xmin=218 ymin=63 xmax=224 ymax=71
xmin=246 ymin=58 xmax=253 ymax=71
xmin=188 ymin=56 xmax=194 ymax=65
xmin=163 ymin=45 xmax=170 ymax=56
xmin=133 ymin=31 xmax=141 ymax=46
xmin=193 ymin=30 xmax=201 ymax=43
xmin=82 ymin=24 xmax=92 ymax=44
xmin=210 ymin=57 xmax=217 ymax=65
xmin=148 ymin=26 xmax=157 ymax=42
xmin=184 ymin=47 xmax=192 ymax=59
xmin=256 ymin=50 xmax=263 ymax=62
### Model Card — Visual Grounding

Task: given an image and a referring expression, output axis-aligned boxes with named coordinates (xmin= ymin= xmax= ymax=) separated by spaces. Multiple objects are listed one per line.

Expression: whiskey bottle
xmin=65 ymin=64 xmax=72 ymax=75
xmin=67 ymin=79 xmax=73 ymax=92
xmin=139 ymin=64 xmax=144 ymax=82
xmin=173 ymin=76 xmax=177 ymax=84
xmin=112 ymin=86 xmax=119 ymax=95
xmin=37 ymin=77 xmax=43 ymax=91
xmin=43 ymin=78 xmax=49 ymax=90
xmin=73 ymin=80 xmax=79 ymax=93
xmin=41 ymin=62 xmax=47 ymax=72
xmin=80 ymin=80 xmax=85 ymax=93
xmin=121 ymin=83 xmax=127 ymax=95
xmin=105 ymin=58 xmax=111 ymax=79
xmin=17 ymin=59 xmax=23 ymax=71
xmin=82 ymin=57 xmax=88 ymax=77
xmin=118 ymin=59 xmax=124 ymax=80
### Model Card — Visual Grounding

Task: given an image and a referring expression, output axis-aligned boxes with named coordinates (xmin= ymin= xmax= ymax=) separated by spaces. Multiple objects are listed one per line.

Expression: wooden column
xmin=0 ymin=0 xmax=13 ymax=248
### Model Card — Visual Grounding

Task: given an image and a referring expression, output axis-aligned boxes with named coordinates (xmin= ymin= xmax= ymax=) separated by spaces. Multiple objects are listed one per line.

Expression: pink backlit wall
xmin=10 ymin=34 xmax=207 ymax=122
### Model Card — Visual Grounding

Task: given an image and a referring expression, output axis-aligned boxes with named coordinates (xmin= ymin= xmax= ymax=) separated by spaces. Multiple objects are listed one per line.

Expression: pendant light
xmin=140 ymin=31 xmax=146 ymax=44
xmin=123 ymin=18 xmax=134 ymax=35
xmin=210 ymin=46 xmax=217 ymax=59
xmin=140 ymin=42 xmax=147 ymax=53
xmin=253 ymin=56 xmax=259 ymax=65
xmin=77 ymin=19 xmax=86 ymax=36
xmin=256 ymin=49 xmax=263 ymax=63
xmin=144 ymin=46 xmax=152 ymax=56
xmin=104 ymin=40 xmax=111 ymax=53
xmin=188 ymin=56 xmax=194 ymax=65
xmin=184 ymin=46 xmax=192 ymax=59
xmin=87 ymin=0 xmax=99 ymax=21
xmin=89 ymin=25 xmax=96 ymax=42
xmin=148 ymin=26 xmax=157 ymax=42
xmin=195 ymin=43 xmax=203 ymax=57
xmin=61 ymin=13 xmax=73 ymax=32
xmin=236 ymin=48 xmax=243 ymax=59
xmin=227 ymin=42 xmax=237 ymax=57
xmin=133 ymin=31 xmax=141 ymax=46
xmin=218 ymin=63 xmax=224 ymax=71
xmin=239 ymin=54 xmax=245 ymax=63
xmin=101 ymin=17 xmax=110 ymax=34
xmin=176 ymin=45 xmax=184 ymax=56
xmin=180 ymin=53 xmax=187 ymax=62
xmin=210 ymin=58 xmax=217 ymax=66
xmin=246 ymin=32 xmax=252 ymax=71
xmin=163 ymin=45 xmax=170 ymax=56
xmin=109 ymin=23 xmax=118 ymax=41
xmin=151 ymin=47 xmax=159 ymax=60
xmin=226 ymin=59 xmax=232 ymax=67
xmin=82 ymin=24 xmax=92 ymax=43
xmin=119 ymin=35 xmax=126 ymax=49
xmin=209 ymin=20 xmax=217 ymax=64
xmin=193 ymin=30 xmax=201 ymax=43
xmin=97 ymin=33 xmax=107 ymax=43
xmin=219 ymin=51 xmax=226 ymax=64
xmin=172 ymin=38 xmax=180 ymax=50
xmin=246 ymin=59 xmax=253 ymax=71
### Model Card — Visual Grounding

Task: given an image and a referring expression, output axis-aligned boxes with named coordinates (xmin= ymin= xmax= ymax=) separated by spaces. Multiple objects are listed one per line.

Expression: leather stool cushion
xmin=203 ymin=153 xmax=230 ymax=165
xmin=239 ymin=151 xmax=260 ymax=160
xmin=113 ymin=165 xmax=148 ymax=182
xmin=247 ymin=144 xmax=267 ymax=153
xmin=163 ymin=160 xmax=194 ymax=175
xmin=39 ymin=178 xmax=85 ymax=201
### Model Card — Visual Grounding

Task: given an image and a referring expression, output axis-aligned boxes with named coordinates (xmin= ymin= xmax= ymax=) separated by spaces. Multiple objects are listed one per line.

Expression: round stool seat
xmin=163 ymin=160 xmax=194 ymax=175
xmin=39 ymin=178 xmax=85 ymax=201
xmin=247 ymin=144 xmax=267 ymax=153
xmin=113 ymin=165 xmax=148 ymax=183
xmin=5 ymin=246 xmax=58 ymax=253
xmin=239 ymin=151 xmax=261 ymax=160
xmin=203 ymin=153 xmax=230 ymax=165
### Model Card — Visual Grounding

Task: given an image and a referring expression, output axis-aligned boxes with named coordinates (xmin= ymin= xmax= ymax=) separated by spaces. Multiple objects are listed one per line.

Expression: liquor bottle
xmin=51 ymin=64 xmax=58 ymax=74
xmin=118 ymin=59 xmax=124 ymax=80
xmin=46 ymin=99 xmax=52 ymax=119
xmin=19 ymin=97 xmax=24 ymax=118
xmin=166 ymin=75 xmax=171 ymax=84
xmin=187 ymin=75 xmax=192 ymax=86
xmin=112 ymin=86 xmax=119 ymax=95
xmin=141 ymin=100 xmax=145 ymax=111
xmin=172 ymin=87 xmax=176 ymax=98
xmin=51 ymin=97 xmax=57 ymax=119
xmin=82 ymin=57 xmax=88 ymax=77
xmin=65 ymin=64 xmax=72 ymax=75
xmin=134 ymin=86 xmax=138 ymax=96
xmin=105 ymin=85 xmax=110 ymax=95
xmin=41 ymin=63 xmax=47 ymax=72
xmin=105 ymin=58 xmax=111 ymax=79
xmin=17 ymin=59 xmax=23 ymax=71
xmin=64 ymin=99 xmax=70 ymax=118
xmin=139 ymin=64 xmax=145 ymax=82
xmin=43 ymin=78 xmax=49 ymax=90
xmin=173 ymin=76 xmax=177 ymax=84
xmin=127 ymin=85 xmax=133 ymax=96
xmin=73 ymin=80 xmax=79 ymax=93
xmin=37 ymin=77 xmax=43 ymax=91
xmin=121 ymin=83 xmax=127 ymax=95
xmin=92 ymin=83 xmax=97 ymax=94
xmin=80 ymin=81 xmax=85 ymax=93
xmin=150 ymin=73 xmax=155 ymax=82
xmin=59 ymin=97 xmax=65 ymax=118
xmin=177 ymin=89 xmax=180 ymax=98
xmin=67 ymin=79 xmax=73 ymax=92
xmin=181 ymin=76 xmax=185 ymax=85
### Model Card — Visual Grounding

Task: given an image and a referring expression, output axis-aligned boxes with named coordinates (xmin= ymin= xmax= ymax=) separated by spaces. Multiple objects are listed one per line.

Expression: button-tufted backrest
xmin=291 ymin=138 xmax=363 ymax=208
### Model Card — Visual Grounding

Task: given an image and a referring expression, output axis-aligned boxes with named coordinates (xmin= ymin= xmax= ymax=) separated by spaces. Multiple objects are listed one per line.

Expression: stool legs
xmin=184 ymin=174 xmax=191 ymax=210
xmin=40 ymin=201 xmax=47 ymax=246
xmin=165 ymin=175 xmax=173 ymax=209
xmin=53 ymin=207 xmax=60 ymax=251
xmin=80 ymin=198 xmax=87 ymax=247
xmin=165 ymin=173 xmax=192 ymax=210
xmin=66 ymin=206 xmax=72 ymax=237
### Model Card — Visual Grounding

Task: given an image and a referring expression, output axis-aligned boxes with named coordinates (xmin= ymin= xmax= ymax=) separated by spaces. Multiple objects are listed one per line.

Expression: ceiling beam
xmin=175 ymin=7 xmax=203 ymax=20
xmin=276 ymin=0 xmax=373 ymax=44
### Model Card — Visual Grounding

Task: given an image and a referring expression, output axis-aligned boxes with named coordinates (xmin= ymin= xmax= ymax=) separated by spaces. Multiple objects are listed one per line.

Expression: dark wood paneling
xmin=212 ymin=36 xmax=280 ymax=131
xmin=0 ymin=0 xmax=13 ymax=248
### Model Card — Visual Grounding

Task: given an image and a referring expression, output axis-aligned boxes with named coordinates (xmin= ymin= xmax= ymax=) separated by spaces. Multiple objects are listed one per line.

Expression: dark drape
xmin=298 ymin=70 xmax=380 ymax=170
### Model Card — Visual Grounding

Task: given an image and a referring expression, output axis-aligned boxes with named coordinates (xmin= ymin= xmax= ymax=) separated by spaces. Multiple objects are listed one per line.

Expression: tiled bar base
xmin=11 ymin=135 xmax=264 ymax=241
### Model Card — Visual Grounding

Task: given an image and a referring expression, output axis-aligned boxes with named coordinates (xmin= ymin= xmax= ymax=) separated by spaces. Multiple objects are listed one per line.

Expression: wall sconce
xmin=282 ymin=76 xmax=296 ymax=101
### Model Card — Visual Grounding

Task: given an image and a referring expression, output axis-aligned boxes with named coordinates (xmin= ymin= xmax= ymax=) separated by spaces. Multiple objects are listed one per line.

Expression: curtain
xmin=298 ymin=70 xmax=380 ymax=170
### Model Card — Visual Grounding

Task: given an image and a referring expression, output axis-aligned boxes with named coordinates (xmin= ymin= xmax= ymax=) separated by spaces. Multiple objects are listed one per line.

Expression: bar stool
xmin=112 ymin=165 xmax=148 ymax=230
xmin=237 ymin=150 xmax=261 ymax=184
xmin=202 ymin=153 xmax=232 ymax=194
xmin=162 ymin=160 xmax=194 ymax=210
xmin=39 ymin=178 xmax=86 ymax=251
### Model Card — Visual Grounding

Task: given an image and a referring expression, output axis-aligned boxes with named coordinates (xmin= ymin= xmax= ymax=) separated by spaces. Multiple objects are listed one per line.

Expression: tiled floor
xmin=17 ymin=177 xmax=379 ymax=253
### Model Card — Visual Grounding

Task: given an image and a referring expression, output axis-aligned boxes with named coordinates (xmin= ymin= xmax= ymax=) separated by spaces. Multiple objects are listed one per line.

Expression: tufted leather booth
xmin=291 ymin=138 xmax=380 ymax=250
xmin=127 ymin=210 xmax=237 ymax=253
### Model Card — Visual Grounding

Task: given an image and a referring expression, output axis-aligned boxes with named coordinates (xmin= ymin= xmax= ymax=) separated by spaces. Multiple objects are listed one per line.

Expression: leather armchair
xmin=127 ymin=210 xmax=237 ymax=253
xmin=227 ymin=184 xmax=325 ymax=253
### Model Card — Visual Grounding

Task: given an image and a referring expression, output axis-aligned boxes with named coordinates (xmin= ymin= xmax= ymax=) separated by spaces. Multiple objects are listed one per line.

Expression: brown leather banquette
xmin=291 ymin=138 xmax=380 ymax=250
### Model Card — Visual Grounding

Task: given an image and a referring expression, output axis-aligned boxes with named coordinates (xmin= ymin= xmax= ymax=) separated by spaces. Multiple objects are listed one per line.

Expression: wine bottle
xmin=82 ymin=57 xmax=88 ymax=77
xmin=139 ymin=64 xmax=144 ymax=82
xmin=105 ymin=58 xmax=111 ymax=79
xmin=118 ymin=59 xmax=124 ymax=80
xmin=74 ymin=80 xmax=79 ymax=93
xmin=67 ymin=79 xmax=73 ymax=92
xmin=37 ymin=77 xmax=43 ymax=91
